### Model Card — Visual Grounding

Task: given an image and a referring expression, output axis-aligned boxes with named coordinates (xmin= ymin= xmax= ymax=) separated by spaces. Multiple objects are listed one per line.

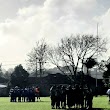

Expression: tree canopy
xmin=48 ymin=34 xmax=107 ymax=82
xmin=27 ymin=39 xmax=48 ymax=77
xmin=84 ymin=57 xmax=97 ymax=69
xmin=10 ymin=64 xmax=29 ymax=87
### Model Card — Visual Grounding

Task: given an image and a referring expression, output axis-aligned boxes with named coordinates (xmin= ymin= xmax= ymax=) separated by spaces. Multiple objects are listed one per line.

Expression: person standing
xmin=66 ymin=85 xmax=74 ymax=109
xmin=35 ymin=86 xmax=41 ymax=101
xmin=56 ymin=85 xmax=61 ymax=109
xmin=50 ymin=85 xmax=56 ymax=109
xmin=85 ymin=87 xmax=93 ymax=109
xmin=61 ymin=86 xmax=66 ymax=109
xmin=106 ymin=88 xmax=110 ymax=102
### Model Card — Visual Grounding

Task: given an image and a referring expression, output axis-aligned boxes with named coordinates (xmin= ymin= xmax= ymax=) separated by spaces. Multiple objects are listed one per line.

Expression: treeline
xmin=0 ymin=34 xmax=110 ymax=88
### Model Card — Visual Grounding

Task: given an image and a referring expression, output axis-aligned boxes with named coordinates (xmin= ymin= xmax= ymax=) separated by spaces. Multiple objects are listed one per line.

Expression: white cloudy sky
xmin=0 ymin=0 xmax=110 ymax=70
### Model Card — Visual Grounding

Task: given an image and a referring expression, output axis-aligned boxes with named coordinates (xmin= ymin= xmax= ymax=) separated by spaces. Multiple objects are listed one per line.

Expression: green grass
xmin=0 ymin=97 xmax=51 ymax=110
xmin=93 ymin=95 xmax=110 ymax=109
xmin=0 ymin=96 xmax=110 ymax=110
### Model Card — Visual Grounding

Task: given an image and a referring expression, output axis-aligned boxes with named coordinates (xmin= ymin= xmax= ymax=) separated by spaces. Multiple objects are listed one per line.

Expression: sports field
xmin=0 ymin=96 xmax=110 ymax=110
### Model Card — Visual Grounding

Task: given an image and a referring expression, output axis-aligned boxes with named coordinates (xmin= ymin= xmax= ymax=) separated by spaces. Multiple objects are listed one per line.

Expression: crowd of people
xmin=9 ymin=86 xmax=41 ymax=102
xmin=50 ymin=84 xmax=93 ymax=109
xmin=9 ymin=84 xmax=93 ymax=109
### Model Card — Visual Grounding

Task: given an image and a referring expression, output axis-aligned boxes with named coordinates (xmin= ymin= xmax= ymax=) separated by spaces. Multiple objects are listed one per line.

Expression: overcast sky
xmin=0 ymin=0 xmax=110 ymax=70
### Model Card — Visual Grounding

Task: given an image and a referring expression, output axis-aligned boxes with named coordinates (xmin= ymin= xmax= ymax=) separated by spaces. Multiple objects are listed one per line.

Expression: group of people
xmin=9 ymin=84 xmax=93 ymax=109
xmin=50 ymin=84 xmax=93 ymax=109
xmin=9 ymin=86 xmax=41 ymax=102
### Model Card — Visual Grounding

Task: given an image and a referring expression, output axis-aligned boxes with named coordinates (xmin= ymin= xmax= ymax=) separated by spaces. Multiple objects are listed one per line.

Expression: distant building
xmin=83 ymin=66 xmax=103 ymax=79
xmin=28 ymin=72 xmax=104 ymax=96
xmin=0 ymin=77 xmax=9 ymax=96
xmin=0 ymin=84 xmax=7 ymax=96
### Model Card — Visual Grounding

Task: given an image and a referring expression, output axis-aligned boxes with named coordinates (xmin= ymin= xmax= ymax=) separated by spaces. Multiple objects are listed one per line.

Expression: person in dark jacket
xmin=56 ymin=85 xmax=61 ymax=109
xmin=61 ymin=86 xmax=66 ymax=109
xmin=67 ymin=85 xmax=74 ymax=109
xmin=50 ymin=85 xmax=56 ymax=109
xmin=17 ymin=88 xmax=21 ymax=102
xmin=9 ymin=88 xmax=14 ymax=102
xmin=74 ymin=84 xmax=81 ymax=108
xmin=85 ymin=87 xmax=93 ymax=109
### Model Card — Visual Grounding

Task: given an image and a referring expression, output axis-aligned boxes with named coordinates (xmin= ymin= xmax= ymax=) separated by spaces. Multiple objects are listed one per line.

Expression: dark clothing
xmin=74 ymin=87 xmax=81 ymax=107
xmin=56 ymin=88 xmax=61 ymax=109
xmin=61 ymin=88 xmax=66 ymax=108
xmin=67 ymin=87 xmax=74 ymax=108
xmin=85 ymin=89 xmax=93 ymax=109
xmin=50 ymin=86 xmax=56 ymax=108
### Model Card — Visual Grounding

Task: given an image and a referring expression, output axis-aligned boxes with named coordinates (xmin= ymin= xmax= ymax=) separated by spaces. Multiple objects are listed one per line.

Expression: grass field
xmin=0 ymin=96 xmax=110 ymax=110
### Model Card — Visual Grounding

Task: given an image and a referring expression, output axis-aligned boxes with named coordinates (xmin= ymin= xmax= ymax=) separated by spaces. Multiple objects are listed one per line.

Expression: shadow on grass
xmin=35 ymin=100 xmax=50 ymax=102
xmin=51 ymin=109 xmax=109 ymax=110
xmin=64 ymin=108 xmax=106 ymax=110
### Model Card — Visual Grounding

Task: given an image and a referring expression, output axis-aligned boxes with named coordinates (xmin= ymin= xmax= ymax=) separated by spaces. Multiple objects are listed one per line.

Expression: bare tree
xmin=27 ymin=39 xmax=48 ymax=77
xmin=3 ymin=68 xmax=14 ymax=80
xmin=0 ymin=63 xmax=3 ymax=77
xmin=98 ymin=58 xmax=110 ymax=86
xmin=48 ymin=34 xmax=107 ymax=83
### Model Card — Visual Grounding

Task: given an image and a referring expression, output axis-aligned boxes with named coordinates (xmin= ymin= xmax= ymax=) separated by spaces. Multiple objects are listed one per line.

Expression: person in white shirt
xmin=106 ymin=89 xmax=110 ymax=101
